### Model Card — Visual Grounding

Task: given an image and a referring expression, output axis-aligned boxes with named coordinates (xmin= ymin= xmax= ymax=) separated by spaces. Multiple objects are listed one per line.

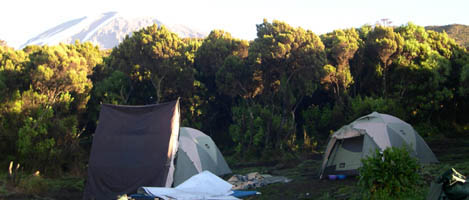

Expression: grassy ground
xmin=0 ymin=174 xmax=83 ymax=200
xmin=1 ymin=136 xmax=468 ymax=200
xmin=231 ymin=136 xmax=469 ymax=200
xmin=230 ymin=158 xmax=360 ymax=200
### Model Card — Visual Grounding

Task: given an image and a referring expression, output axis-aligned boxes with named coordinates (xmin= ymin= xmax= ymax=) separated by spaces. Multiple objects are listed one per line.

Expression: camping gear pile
xmin=427 ymin=168 xmax=469 ymax=200
xmin=319 ymin=112 xmax=439 ymax=179
xmin=228 ymin=172 xmax=292 ymax=190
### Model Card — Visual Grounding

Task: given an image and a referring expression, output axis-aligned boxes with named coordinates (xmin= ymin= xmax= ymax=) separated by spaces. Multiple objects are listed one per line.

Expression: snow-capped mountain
xmin=20 ymin=12 xmax=206 ymax=49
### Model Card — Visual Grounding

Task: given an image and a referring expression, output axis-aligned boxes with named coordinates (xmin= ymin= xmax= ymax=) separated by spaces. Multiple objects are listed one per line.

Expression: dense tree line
xmin=0 ymin=42 xmax=104 ymax=174
xmin=1 ymin=20 xmax=468 ymax=175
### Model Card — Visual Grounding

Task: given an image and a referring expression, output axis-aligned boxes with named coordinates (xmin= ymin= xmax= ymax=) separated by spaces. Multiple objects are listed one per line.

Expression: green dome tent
xmin=173 ymin=127 xmax=232 ymax=186
xmin=319 ymin=112 xmax=438 ymax=179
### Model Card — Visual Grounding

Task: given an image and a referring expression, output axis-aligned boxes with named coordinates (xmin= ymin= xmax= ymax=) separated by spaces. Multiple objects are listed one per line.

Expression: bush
xmin=348 ymin=96 xmax=406 ymax=122
xmin=413 ymin=122 xmax=441 ymax=137
xmin=229 ymin=103 xmax=295 ymax=159
xmin=358 ymin=146 xmax=422 ymax=199
xmin=301 ymin=104 xmax=334 ymax=151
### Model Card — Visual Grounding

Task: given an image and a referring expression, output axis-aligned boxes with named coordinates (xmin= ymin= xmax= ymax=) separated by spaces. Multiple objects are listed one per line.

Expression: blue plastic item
xmin=232 ymin=190 xmax=259 ymax=198
xmin=337 ymin=174 xmax=346 ymax=180
xmin=328 ymin=175 xmax=337 ymax=180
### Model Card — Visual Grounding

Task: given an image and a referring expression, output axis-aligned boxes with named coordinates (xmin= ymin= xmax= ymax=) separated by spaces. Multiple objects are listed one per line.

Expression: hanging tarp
xmin=83 ymin=100 xmax=180 ymax=200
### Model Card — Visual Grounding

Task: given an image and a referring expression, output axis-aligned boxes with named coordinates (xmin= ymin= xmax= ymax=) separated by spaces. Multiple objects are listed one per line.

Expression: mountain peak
xmin=20 ymin=12 xmax=206 ymax=49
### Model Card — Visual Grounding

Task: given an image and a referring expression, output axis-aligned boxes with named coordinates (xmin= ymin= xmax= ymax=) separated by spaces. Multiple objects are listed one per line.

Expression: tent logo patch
xmin=339 ymin=163 xmax=345 ymax=168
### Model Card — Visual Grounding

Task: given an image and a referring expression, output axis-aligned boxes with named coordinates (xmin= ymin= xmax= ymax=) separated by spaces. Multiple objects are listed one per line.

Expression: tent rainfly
xmin=83 ymin=100 xmax=181 ymax=200
xmin=319 ymin=112 xmax=438 ymax=179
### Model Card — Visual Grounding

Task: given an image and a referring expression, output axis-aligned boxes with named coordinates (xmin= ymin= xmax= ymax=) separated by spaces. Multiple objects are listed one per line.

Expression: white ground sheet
xmin=140 ymin=171 xmax=239 ymax=200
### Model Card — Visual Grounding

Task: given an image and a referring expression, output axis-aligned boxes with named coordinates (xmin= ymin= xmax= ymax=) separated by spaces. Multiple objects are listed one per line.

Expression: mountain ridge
xmin=20 ymin=12 xmax=206 ymax=49
xmin=425 ymin=24 xmax=469 ymax=49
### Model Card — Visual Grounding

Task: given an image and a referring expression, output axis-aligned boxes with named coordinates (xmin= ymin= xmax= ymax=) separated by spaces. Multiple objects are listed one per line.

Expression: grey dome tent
xmin=173 ymin=127 xmax=232 ymax=186
xmin=83 ymin=100 xmax=181 ymax=200
xmin=319 ymin=112 xmax=438 ymax=179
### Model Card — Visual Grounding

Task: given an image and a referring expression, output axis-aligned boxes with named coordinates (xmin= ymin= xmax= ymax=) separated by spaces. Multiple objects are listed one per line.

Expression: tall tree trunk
xmin=335 ymin=81 xmax=340 ymax=100
xmin=151 ymin=75 xmax=165 ymax=104
xmin=383 ymin=62 xmax=387 ymax=97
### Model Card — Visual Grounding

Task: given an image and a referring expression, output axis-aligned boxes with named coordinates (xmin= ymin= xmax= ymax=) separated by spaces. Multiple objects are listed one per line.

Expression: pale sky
xmin=1 ymin=0 xmax=468 ymax=48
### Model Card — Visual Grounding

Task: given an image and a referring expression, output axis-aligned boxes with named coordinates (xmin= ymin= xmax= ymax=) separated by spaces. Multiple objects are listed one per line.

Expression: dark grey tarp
xmin=83 ymin=100 xmax=180 ymax=200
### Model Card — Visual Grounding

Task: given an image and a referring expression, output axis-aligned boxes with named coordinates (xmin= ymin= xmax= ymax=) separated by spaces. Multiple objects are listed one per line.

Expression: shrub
xmin=413 ymin=122 xmax=441 ymax=137
xmin=358 ymin=146 xmax=422 ymax=199
xmin=229 ymin=103 xmax=295 ymax=159
xmin=348 ymin=96 xmax=406 ymax=122
xmin=301 ymin=104 xmax=334 ymax=150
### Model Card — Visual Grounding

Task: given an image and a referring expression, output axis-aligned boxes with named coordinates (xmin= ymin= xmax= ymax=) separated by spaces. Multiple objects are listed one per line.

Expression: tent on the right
xmin=319 ymin=112 xmax=439 ymax=179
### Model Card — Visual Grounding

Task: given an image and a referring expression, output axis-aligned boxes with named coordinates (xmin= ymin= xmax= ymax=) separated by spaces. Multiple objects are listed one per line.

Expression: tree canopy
xmin=1 ymin=20 xmax=468 ymax=173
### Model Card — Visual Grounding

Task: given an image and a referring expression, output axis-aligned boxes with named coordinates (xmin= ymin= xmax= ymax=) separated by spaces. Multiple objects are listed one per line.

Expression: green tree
xmin=0 ymin=46 xmax=28 ymax=97
xmin=108 ymin=24 xmax=193 ymax=104
xmin=27 ymin=43 xmax=96 ymax=106
xmin=215 ymin=55 xmax=264 ymax=149
xmin=366 ymin=25 xmax=403 ymax=96
xmin=448 ymin=47 xmax=469 ymax=132
xmin=321 ymin=28 xmax=360 ymax=98
xmin=179 ymin=38 xmax=204 ymax=128
xmin=195 ymin=30 xmax=248 ymax=92
xmin=0 ymin=42 xmax=102 ymax=174
xmin=193 ymin=30 xmax=249 ymax=142
xmin=392 ymin=23 xmax=453 ymax=123
xmin=349 ymin=25 xmax=379 ymax=96
xmin=216 ymin=55 xmax=260 ymax=99
xmin=0 ymin=47 xmax=28 ymax=162
xmin=458 ymin=55 xmax=469 ymax=96
xmin=247 ymin=19 xmax=326 ymax=150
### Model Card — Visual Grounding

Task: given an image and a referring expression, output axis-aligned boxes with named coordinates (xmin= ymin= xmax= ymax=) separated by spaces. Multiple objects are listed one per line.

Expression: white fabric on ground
xmin=140 ymin=171 xmax=239 ymax=200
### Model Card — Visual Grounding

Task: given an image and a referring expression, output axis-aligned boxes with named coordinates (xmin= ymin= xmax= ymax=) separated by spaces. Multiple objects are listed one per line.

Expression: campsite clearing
xmin=233 ymin=136 xmax=469 ymax=200
xmin=1 ymin=136 xmax=468 ymax=200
